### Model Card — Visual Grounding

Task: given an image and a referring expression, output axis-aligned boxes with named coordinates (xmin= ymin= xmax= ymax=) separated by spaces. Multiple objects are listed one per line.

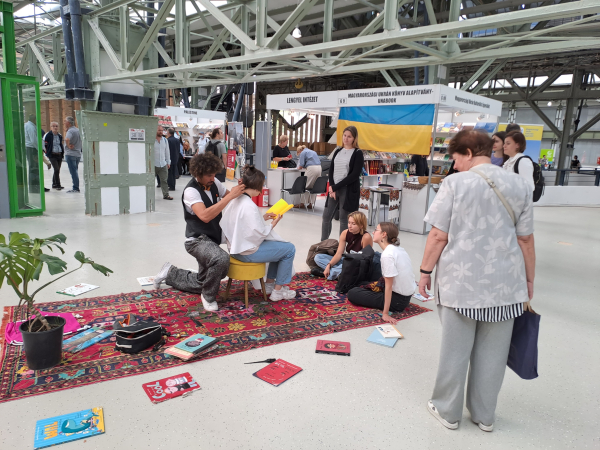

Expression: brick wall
xmin=40 ymin=99 xmax=81 ymax=135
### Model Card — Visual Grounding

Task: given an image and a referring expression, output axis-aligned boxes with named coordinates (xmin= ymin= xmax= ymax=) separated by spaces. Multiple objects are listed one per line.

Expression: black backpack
xmin=515 ymin=156 xmax=545 ymax=202
xmin=335 ymin=246 xmax=375 ymax=294
xmin=205 ymin=141 xmax=219 ymax=157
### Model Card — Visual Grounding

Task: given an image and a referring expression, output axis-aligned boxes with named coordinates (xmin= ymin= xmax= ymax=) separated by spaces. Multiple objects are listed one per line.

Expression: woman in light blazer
xmin=419 ymin=130 xmax=536 ymax=432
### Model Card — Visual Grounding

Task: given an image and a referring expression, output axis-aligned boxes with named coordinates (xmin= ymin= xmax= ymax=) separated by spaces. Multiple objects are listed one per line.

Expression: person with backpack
xmin=503 ymin=131 xmax=534 ymax=196
xmin=205 ymin=128 xmax=227 ymax=182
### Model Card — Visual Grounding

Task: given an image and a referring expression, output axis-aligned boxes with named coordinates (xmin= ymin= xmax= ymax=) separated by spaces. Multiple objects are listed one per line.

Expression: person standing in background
xmin=410 ymin=154 xmax=430 ymax=176
xmin=503 ymin=131 xmax=534 ymax=195
xmin=24 ymin=114 xmax=42 ymax=194
xmin=297 ymin=144 xmax=323 ymax=209
xmin=197 ymin=131 xmax=209 ymax=155
xmin=204 ymin=128 xmax=227 ymax=182
xmin=154 ymin=125 xmax=172 ymax=201
xmin=491 ymin=131 xmax=508 ymax=166
xmin=43 ymin=122 xmax=64 ymax=190
xmin=272 ymin=135 xmax=293 ymax=168
xmin=64 ymin=116 xmax=82 ymax=193
xmin=505 ymin=123 xmax=521 ymax=133
xmin=166 ymin=128 xmax=179 ymax=190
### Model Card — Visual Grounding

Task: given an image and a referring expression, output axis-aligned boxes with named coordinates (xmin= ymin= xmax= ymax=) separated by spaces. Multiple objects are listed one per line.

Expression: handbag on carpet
xmin=335 ymin=245 xmax=374 ymax=294
xmin=306 ymin=239 xmax=339 ymax=269
xmin=507 ymin=308 xmax=540 ymax=380
xmin=113 ymin=315 xmax=168 ymax=354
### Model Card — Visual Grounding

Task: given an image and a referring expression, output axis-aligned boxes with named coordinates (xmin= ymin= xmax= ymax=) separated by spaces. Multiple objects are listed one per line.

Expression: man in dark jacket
xmin=43 ymin=121 xmax=65 ymax=190
xmin=166 ymin=128 xmax=179 ymax=190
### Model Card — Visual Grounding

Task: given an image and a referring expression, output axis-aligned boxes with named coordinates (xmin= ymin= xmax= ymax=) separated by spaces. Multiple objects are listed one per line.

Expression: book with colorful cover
xmin=164 ymin=344 xmax=217 ymax=361
xmin=173 ymin=334 xmax=217 ymax=354
xmin=375 ymin=324 xmax=404 ymax=339
xmin=62 ymin=327 xmax=113 ymax=353
xmin=142 ymin=372 xmax=201 ymax=404
xmin=267 ymin=199 xmax=295 ymax=215
xmin=56 ymin=283 xmax=99 ymax=297
xmin=367 ymin=329 xmax=398 ymax=348
xmin=33 ymin=407 xmax=105 ymax=449
xmin=315 ymin=339 xmax=351 ymax=356
xmin=253 ymin=359 xmax=302 ymax=387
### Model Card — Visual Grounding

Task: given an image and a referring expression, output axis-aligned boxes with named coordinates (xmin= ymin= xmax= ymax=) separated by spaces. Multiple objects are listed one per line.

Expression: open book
xmin=267 ymin=199 xmax=294 ymax=215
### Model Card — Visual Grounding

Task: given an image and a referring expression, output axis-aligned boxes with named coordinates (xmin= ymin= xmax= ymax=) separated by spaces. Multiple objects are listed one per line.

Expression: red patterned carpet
xmin=0 ymin=273 xmax=430 ymax=403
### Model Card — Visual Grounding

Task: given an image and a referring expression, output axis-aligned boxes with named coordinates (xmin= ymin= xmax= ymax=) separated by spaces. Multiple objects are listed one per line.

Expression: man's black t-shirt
xmin=272 ymin=145 xmax=292 ymax=167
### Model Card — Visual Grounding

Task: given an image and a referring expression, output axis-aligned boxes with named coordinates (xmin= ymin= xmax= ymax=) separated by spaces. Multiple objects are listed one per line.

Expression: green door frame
xmin=1 ymin=74 xmax=44 ymax=217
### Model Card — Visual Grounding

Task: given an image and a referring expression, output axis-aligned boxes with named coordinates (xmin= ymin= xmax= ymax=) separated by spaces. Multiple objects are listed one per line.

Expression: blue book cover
xmin=173 ymin=334 xmax=217 ymax=353
xmin=34 ymin=407 xmax=105 ymax=449
xmin=367 ymin=329 xmax=398 ymax=348
xmin=62 ymin=327 xmax=113 ymax=353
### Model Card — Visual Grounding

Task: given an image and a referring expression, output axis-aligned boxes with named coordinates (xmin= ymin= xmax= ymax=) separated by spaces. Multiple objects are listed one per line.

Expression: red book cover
xmin=142 ymin=372 xmax=201 ymax=404
xmin=253 ymin=359 xmax=302 ymax=387
xmin=315 ymin=339 xmax=351 ymax=356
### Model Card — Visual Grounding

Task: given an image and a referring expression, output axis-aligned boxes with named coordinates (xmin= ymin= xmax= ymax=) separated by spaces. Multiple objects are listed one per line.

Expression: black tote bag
xmin=507 ymin=309 xmax=541 ymax=380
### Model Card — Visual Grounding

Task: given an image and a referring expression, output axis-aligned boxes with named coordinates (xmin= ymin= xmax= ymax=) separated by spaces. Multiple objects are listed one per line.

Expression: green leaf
xmin=0 ymin=234 xmax=5 ymax=244
xmin=74 ymin=251 xmax=87 ymax=264
xmin=91 ymin=263 xmax=113 ymax=276
xmin=32 ymin=261 xmax=43 ymax=280
xmin=0 ymin=246 xmax=15 ymax=259
xmin=45 ymin=234 xmax=67 ymax=244
xmin=0 ymin=272 xmax=4 ymax=288
xmin=37 ymin=254 xmax=68 ymax=275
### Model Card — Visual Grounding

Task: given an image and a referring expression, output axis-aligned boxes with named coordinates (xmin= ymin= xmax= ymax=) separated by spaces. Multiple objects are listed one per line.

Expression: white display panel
xmin=129 ymin=185 xmax=147 ymax=214
xmin=101 ymin=187 xmax=120 ymax=216
xmin=128 ymin=142 xmax=147 ymax=174
xmin=99 ymin=141 xmax=119 ymax=175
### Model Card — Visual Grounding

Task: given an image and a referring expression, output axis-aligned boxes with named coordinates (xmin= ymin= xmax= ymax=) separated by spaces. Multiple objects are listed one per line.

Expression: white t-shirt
xmin=503 ymin=154 xmax=534 ymax=195
xmin=183 ymin=178 xmax=227 ymax=215
xmin=380 ymin=245 xmax=416 ymax=296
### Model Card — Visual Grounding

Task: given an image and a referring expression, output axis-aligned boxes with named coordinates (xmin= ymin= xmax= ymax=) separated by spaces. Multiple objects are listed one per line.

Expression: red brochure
xmin=253 ymin=359 xmax=302 ymax=387
xmin=315 ymin=339 xmax=351 ymax=356
xmin=142 ymin=372 xmax=201 ymax=404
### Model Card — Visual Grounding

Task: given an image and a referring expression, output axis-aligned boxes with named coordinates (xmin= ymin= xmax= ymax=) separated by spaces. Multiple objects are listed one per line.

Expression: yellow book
xmin=267 ymin=199 xmax=294 ymax=215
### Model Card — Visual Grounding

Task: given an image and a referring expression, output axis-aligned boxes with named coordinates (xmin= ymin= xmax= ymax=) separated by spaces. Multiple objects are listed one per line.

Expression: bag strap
xmin=470 ymin=167 xmax=517 ymax=226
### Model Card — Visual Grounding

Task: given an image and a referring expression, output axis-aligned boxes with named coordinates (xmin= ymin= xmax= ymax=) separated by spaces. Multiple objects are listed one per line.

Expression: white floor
xmin=0 ymin=163 xmax=598 ymax=450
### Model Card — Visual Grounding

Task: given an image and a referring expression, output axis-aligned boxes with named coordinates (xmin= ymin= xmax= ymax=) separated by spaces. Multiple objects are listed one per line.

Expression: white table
xmin=266 ymin=168 xmax=305 ymax=205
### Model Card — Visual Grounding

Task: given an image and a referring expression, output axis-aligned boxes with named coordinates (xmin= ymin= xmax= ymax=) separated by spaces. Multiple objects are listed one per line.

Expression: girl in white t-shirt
xmin=347 ymin=222 xmax=415 ymax=324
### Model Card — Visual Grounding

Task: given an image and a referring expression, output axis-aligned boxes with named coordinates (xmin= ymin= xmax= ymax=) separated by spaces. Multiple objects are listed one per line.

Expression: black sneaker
xmin=311 ymin=267 xmax=325 ymax=278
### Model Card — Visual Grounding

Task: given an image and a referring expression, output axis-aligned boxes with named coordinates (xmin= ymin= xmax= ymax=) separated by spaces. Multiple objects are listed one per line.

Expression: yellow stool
xmin=223 ymin=257 xmax=268 ymax=308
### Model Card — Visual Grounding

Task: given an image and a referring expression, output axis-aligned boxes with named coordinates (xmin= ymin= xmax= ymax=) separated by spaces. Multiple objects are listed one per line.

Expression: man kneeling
xmin=153 ymin=153 xmax=245 ymax=311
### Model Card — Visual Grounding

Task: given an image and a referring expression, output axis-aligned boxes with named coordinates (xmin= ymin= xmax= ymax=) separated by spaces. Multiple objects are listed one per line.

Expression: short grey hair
xmin=50 ymin=121 xmax=59 ymax=126
xmin=167 ymin=127 xmax=175 ymax=136
xmin=65 ymin=116 xmax=75 ymax=126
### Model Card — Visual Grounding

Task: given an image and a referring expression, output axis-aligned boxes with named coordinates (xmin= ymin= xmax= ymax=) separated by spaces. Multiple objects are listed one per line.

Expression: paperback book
xmin=315 ymin=339 xmax=351 ymax=356
xmin=267 ymin=199 xmax=294 ymax=215
xmin=136 ymin=276 xmax=156 ymax=286
xmin=164 ymin=334 xmax=219 ymax=360
xmin=367 ymin=329 xmax=398 ymax=348
xmin=56 ymin=283 xmax=99 ymax=297
xmin=34 ymin=407 xmax=105 ymax=449
xmin=253 ymin=359 xmax=302 ymax=387
xmin=375 ymin=324 xmax=404 ymax=339
xmin=142 ymin=372 xmax=201 ymax=404
xmin=62 ymin=327 xmax=113 ymax=353
xmin=164 ymin=345 xmax=217 ymax=361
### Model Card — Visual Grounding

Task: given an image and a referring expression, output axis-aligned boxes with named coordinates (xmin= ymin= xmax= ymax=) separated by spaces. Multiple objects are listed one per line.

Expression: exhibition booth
xmin=266 ymin=85 xmax=502 ymax=234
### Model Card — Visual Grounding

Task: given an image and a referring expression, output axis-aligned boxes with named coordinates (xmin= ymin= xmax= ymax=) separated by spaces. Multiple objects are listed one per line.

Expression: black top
xmin=327 ymin=147 xmax=365 ymax=212
xmin=42 ymin=131 xmax=64 ymax=157
xmin=182 ymin=178 xmax=222 ymax=244
xmin=273 ymin=145 xmax=293 ymax=167
xmin=167 ymin=135 xmax=180 ymax=166
xmin=410 ymin=155 xmax=429 ymax=176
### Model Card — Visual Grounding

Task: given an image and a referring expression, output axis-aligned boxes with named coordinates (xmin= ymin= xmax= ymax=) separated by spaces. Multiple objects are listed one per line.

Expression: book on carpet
xmin=375 ymin=324 xmax=403 ymax=339
xmin=56 ymin=283 xmax=99 ymax=297
xmin=137 ymin=276 xmax=156 ymax=286
xmin=367 ymin=329 xmax=398 ymax=348
xmin=142 ymin=372 xmax=201 ymax=404
xmin=164 ymin=344 xmax=217 ymax=361
xmin=253 ymin=359 xmax=302 ymax=387
xmin=315 ymin=339 xmax=351 ymax=356
xmin=34 ymin=407 xmax=105 ymax=449
xmin=62 ymin=327 xmax=114 ymax=353
xmin=266 ymin=199 xmax=294 ymax=216
xmin=174 ymin=334 xmax=217 ymax=353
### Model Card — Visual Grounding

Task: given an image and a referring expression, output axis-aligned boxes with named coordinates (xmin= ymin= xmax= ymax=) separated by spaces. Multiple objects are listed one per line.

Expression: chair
xmin=379 ymin=184 xmax=394 ymax=221
xmin=281 ymin=176 xmax=307 ymax=211
xmin=222 ymin=257 xmax=268 ymax=308
xmin=304 ymin=175 xmax=329 ymax=211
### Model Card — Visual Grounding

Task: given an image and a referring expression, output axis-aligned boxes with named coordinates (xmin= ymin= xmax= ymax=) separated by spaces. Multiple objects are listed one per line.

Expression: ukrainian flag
xmin=337 ymin=104 xmax=435 ymax=155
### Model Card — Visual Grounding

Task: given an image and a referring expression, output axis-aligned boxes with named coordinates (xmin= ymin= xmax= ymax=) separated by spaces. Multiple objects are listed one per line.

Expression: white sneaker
xmin=472 ymin=419 xmax=493 ymax=432
xmin=263 ymin=282 xmax=275 ymax=295
xmin=153 ymin=262 xmax=172 ymax=289
xmin=427 ymin=400 xmax=458 ymax=430
xmin=201 ymin=294 xmax=219 ymax=312
xmin=269 ymin=288 xmax=297 ymax=301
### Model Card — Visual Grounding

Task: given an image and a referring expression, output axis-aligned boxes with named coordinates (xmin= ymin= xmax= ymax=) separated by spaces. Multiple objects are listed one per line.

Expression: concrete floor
xmin=0 ymin=162 xmax=598 ymax=450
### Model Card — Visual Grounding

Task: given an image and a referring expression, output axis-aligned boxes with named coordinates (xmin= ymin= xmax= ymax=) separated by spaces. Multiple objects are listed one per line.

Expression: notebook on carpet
xmin=315 ymin=339 xmax=351 ymax=356
xmin=142 ymin=372 xmax=201 ymax=404
xmin=56 ymin=283 xmax=99 ymax=297
xmin=367 ymin=329 xmax=398 ymax=348
xmin=34 ymin=407 xmax=105 ymax=449
xmin=253 ymin=359 xmax=302 ymax=386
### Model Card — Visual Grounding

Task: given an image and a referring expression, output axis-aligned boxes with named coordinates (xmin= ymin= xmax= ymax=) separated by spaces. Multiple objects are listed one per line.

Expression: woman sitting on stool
xmin=312 ymin=211 xmax=372 ymax=280
xmin=348 ymin=222 xmax=415 ymax=324
xmin=221 ymin=165 xmax=297 ymax=301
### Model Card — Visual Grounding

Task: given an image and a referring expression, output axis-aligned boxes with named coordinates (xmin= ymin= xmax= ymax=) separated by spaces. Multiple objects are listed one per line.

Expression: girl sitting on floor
xmin=312 ymin=211 xmax=373 ymax=280
xmin=347 ymin=222 xmax=415 ymax=324
xmin=221 ymin=165 xmax=297 ymax=301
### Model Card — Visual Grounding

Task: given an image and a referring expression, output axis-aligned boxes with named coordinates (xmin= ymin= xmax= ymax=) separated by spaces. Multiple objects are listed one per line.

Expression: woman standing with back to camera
xmin=321 ymin=126 xmax=365 ymax=240
xmin=419 ymin=130 xmax=536 ymax=433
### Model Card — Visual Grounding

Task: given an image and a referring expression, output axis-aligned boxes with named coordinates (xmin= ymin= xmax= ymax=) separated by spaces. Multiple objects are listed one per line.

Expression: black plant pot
xmin=20 ymin=316 xmax=65 ymax=370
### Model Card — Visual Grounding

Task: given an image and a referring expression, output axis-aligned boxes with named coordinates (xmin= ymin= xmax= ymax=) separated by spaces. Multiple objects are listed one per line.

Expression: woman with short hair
xmin=491 ymin=131 xmax=508 ymax=166
xmin=503 ymin=131 xmax=534 ymax=193
xmin=321 ymin=126 xmax=365 ymax=240
xmin=419 ymin=129 xmax=535 ymax=432
xmin=272 ymin=135 xmax=294 ymax=168
xmin=312 ymin=211 xmax=373 ymax=280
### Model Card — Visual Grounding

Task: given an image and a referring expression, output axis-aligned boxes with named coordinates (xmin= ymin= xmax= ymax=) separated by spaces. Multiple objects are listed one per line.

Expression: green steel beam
xmin=28 ymin=41 xmax=56 ymax=82
xmin=88 ymin=17 xmax=122 ymax=70
xmin=461 ymin=58 xmax=495 ymax=91
xmin=323 ymin=0 xmax=334 ymax=60
xmin=383 ymin=0 xmax=399 ymax=31
xmin=267 ymin=0 xmax=319 ymax=50
xmin=380 ymin=69 xmax=396 ymax=87
xmin=195 ymin=0 xmax=258 ymax=51
xmin=471 ymin=59 xmax=508 ymax=94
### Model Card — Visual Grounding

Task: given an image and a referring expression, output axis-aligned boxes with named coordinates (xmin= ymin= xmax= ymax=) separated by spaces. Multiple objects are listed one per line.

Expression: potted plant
xmin=0 ymin=232 xmax=112 ymax=370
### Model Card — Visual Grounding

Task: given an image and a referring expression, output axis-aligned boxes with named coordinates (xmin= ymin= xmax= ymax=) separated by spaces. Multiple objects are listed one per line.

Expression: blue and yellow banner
xmin=337 ymin=104 xmax=435 ymax=155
